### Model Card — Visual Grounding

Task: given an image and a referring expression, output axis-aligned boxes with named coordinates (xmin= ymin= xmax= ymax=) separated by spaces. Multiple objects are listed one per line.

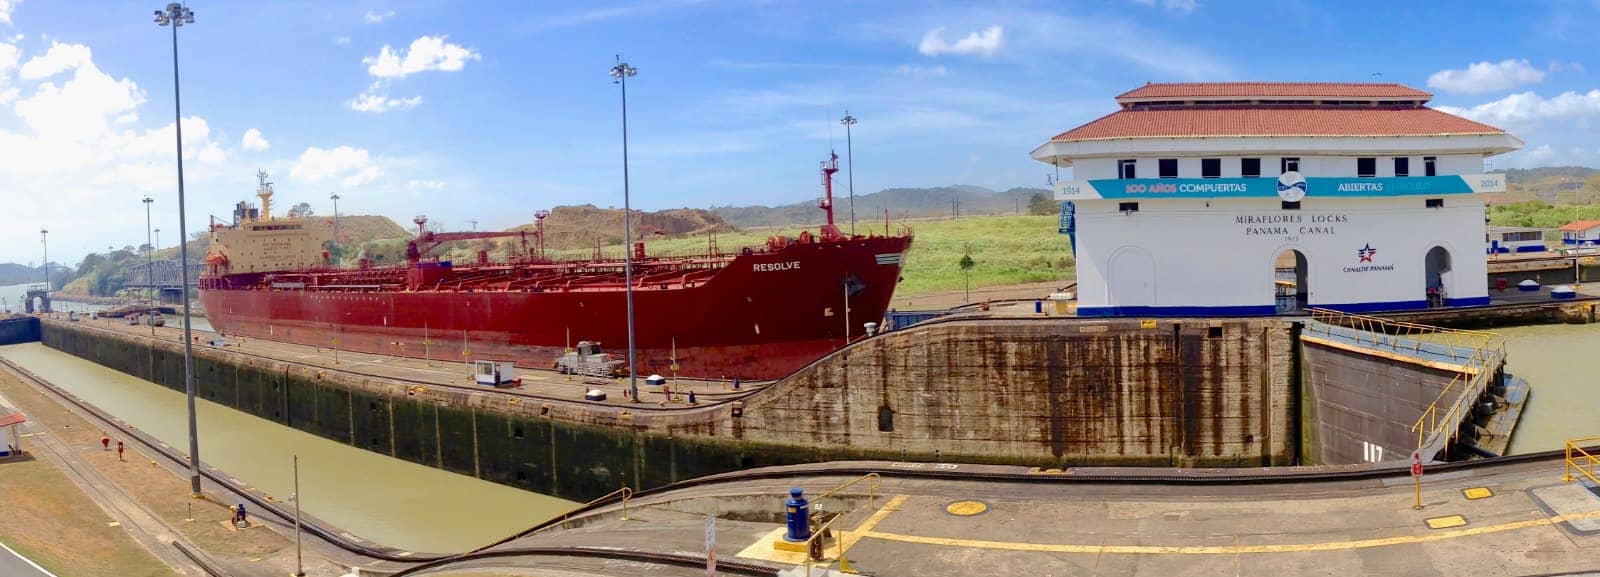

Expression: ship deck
xmin=62 ymin=313 xmax=773 ymax=410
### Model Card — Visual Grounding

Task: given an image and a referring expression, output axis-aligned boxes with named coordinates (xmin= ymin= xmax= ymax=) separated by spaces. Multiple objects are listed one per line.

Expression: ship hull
xmin=199 ymin=236 xmax=910 ymax=380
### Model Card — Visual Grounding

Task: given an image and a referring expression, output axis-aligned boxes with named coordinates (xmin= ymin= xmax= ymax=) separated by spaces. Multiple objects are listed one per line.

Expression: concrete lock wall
xmin=733 ymin=318 xmax=1299 ymax=468
xmin=0 ymin=317 xmax=40 ymax=345
xmin=1299 ymin=340 xmax=1462 ymax=466
xmin=38 ymin=318 xmax=1301 ymax=499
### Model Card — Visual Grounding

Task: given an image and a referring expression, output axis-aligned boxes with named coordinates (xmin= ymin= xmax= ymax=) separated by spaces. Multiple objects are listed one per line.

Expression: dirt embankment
xmin=511 ymin=205 xmax=734 ymax=250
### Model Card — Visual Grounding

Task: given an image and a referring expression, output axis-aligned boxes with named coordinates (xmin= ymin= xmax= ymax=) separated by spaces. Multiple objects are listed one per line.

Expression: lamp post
xmin=610 ymin=56 xmax=640 ymax=403
xmin=839 ymin=111 xmax=857 ymax=237
xmin=39 ymin=228 xmax=47 ymax=290
xmin=155 ymin=1 xmax=202 ymax=497
xmin=290 ymin=454 xmax=304 ymax=577
xmin=329 ymin=193 xmax=340 ymax=264
xmin=143 ymin=196 xmax=155 ymax=309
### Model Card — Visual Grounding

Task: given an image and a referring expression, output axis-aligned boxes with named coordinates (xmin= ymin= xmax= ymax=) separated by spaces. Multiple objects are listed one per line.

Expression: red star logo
xmin=1357 ymin=244 xmax=1377 ymax=263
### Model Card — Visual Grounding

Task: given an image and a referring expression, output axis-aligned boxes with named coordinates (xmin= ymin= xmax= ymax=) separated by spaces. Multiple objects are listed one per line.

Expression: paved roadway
xmin=0 ymin=542 xmax=53 ymax=577
xmin=457 ymin=457 xmax=1600 ymax=577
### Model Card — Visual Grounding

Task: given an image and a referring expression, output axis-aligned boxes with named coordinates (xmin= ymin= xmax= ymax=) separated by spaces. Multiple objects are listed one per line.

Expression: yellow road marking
xmin=1426 ymin=515 xmax=1468 ymax=529
xmin=1463 ymin=487 xmax=1493 ymax=500
xmin=854 ymin=508 xmax=1600 ymax=555
xmin=854 ymin=494 xmax=909 ymax=534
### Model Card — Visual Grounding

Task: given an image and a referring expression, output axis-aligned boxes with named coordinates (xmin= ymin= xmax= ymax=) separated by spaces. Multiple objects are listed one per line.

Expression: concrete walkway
xmin=487 ymin=458 xmax=1600 ymax=576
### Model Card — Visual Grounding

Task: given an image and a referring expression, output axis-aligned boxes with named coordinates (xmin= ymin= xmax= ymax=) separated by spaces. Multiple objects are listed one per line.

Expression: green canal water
xmin=0 ymin=342 xmax=575 ymax=553
xmin=1498 ymin=324 xmax=1600 ymax=454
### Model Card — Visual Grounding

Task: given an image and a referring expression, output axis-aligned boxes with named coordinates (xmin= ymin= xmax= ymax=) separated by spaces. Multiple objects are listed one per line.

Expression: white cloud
xmin=363 ymin=35 xmax=479 ymax=78
xmin=1436 ymin=90 xmax=1600 ymax=124
xmin=241 ymin=128 xmax=269 ymax=151
xmin=1128 ymin=0 xmax=1200 ymax=12
xmin=18 ymin=41 xmax=89 ymax=80
xmin=0 ymin=0 xmax=17 ymax=26
xmin=14 ymin=42 xmax=144 ymax=142
xmin=918 ymin=25 xmax=1004 ymax=57
xmin=407 ymin=179 xmax=445 ymax=190
xmin=347 ymin=81 xmax=421 ymax=113
xmin=1427 ymin=59 xmax=1547 ymax=95
xmin=291 ymin=145 xmax=382 ymax=187
xmin=896 ymin=64 xmax=948 ymax=78
xmin=363 ymin=9 xmax=395 ymax=24
xmin=335 ymin=36 xmax=351 ymax=46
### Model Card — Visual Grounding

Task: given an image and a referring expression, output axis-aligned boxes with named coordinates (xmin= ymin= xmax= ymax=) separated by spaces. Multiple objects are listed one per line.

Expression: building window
xmin=1282 ymin=201 xmax=1301 ymax=210
xmin=1158 ymin=159 xmax=1178 ymax=179
xmin=1201 ymin=158 xmax=1221 ymax=179
xmin=1118 ymin=159 xmax=1137 ymax=179
xmin=1425 ymin=198 xmax=1444 ymax=208
xmin=1357 ymin=157 xmax=1377 ymax=177
xmin=1395 ymin=157 xmax=1410 ymax=177
xmin=1241 ymin=158 xmax=1261 ymax=178
xmin=1119 ymin=202 xmax=1140 ymax=213
xmin=1424 ymin=156 xmax=1437 ymax=176
xmin=1281 ymin=157 xmax=1300 ymax=173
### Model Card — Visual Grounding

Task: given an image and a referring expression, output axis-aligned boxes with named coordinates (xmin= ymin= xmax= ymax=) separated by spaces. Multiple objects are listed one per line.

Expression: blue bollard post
xmin=783 ymin=487 xmax=811 ymax=542
xmin=1034 ymin=300 xmax=1043 ymax=314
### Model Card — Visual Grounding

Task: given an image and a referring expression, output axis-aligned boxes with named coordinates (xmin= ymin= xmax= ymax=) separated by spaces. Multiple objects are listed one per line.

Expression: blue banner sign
xmin=1054 ymin=173 xmax=1506 ymax=201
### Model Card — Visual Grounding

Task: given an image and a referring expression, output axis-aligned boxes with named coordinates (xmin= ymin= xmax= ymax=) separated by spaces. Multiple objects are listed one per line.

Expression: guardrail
xmin=1565 ymin=437 xmax=1600 ymax=484
xmin=559 ymin=486 xmax=632 ymax=529
xmin=810 ymin=472 xmax=881 ymax=512
xmin=1308 ymin=308 xmax=1507 ymax=458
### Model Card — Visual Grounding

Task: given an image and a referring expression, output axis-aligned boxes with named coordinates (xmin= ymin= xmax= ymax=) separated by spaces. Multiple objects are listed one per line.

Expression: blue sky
xmin=3 ymin=0 xmax=1600 ymax=265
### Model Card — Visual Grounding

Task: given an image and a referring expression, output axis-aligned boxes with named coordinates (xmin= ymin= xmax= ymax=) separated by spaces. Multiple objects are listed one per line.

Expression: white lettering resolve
xmin=753 ymin=261 xmax=801 ymax=272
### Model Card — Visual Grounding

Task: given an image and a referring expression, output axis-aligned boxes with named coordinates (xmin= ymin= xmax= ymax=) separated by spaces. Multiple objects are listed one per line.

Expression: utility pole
xmin=154 ymin=0 xmax=203 ymax=496
xmin=39 ymin=228 xmax=47 ymax=291
xmin=291 ymin=455 xmax=304 ymax=577
xmin=144 ymin=196 xmax=155 ymax=314
xmin=611 ymin=56 xmax=640 ymax=403
xmin=329 ymin=193 xmax=341 ymax=264
xmin=839 ymin=111 xmax=857 ymax=237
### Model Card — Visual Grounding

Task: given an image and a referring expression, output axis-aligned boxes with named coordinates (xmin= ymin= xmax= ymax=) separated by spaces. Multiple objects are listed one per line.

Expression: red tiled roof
xmin=1050 ymin=107 xmax=1506 ymax=141
xmin=1117 ymin=82 xmax=1431 ymax=101
xmin=1559 ymin=220 xmax=1600 ymax=232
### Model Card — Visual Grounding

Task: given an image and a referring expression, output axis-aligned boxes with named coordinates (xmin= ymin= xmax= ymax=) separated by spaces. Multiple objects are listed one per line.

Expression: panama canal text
xmin=1237 ymin=213 xmax=1349 ymax=236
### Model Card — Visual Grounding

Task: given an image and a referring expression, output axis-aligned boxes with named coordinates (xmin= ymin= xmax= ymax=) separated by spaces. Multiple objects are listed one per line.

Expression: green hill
xmin=712 ymin=185 xmax=1051 ymax=228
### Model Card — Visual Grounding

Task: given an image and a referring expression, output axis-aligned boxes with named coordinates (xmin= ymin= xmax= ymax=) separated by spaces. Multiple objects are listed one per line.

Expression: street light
xmin=610 ymin=55 xmax=639 ymax=403
xmin=154 ymin=0 xmax=203 ymax=497
xmin=290 ymin=454 xmax=304 ymax=577
xmin=39 ymin=228 xmax=47 ymax=290
xmin=143 ymin=196 xmax=155 ymax=309
xmin=329 ymin=193 xmax=340 ymax=264
xmin=839 ymin=111 xmax=857 ymax=237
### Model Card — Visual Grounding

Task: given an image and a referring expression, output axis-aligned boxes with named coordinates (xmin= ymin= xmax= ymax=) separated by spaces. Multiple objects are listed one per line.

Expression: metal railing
xmin=560 ymin=486 xmax=632 ymax=528
xmin=1307 ymin=308 xmax=1504 ymax=368
xmin=810 ymin=472 xmax=881 ymax=512
xmin=1565 ymin=437 xmax=1600 ymax=484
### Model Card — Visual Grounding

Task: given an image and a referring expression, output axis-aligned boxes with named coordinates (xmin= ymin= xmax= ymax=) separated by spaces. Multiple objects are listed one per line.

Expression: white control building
xmin=1033 ymin=82 xmax=1521 ymax=316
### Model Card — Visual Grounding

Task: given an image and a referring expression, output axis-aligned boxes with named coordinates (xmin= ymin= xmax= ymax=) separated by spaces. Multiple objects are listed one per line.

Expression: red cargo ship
xmin=200 ymin=158 xmax=912 ymax=381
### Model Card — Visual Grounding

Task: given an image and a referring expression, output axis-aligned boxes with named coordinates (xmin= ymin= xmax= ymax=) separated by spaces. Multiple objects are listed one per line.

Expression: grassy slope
xmin=544 ymin=214 xmax=1074 ymax=297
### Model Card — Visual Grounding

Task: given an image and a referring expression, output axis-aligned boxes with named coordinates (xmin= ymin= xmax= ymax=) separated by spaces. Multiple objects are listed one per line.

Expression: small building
xmin=1486 ymin=226 xmax=1547 ymax=254
xmin=1559 ymin=220 xmax=1600 ymax=247
xmin=1033 ymin=82 xmax=1521 ymax=316
xmin=0 ymin=412 xmax=24 ymax=458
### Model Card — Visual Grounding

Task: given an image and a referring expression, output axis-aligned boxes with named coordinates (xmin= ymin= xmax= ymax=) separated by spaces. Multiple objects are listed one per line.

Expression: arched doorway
xmin=1425 ymin=246 xmax=1452 ymax=307
xmin=1107 ymin=247 xmax=1155 ymax=309
xmin=1273 ymin=249 xmax=1307 ymax=314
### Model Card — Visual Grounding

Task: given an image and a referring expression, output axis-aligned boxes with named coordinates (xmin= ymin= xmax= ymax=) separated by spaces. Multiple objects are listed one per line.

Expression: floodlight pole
xmin=611 ymin=56 xmax=640 ymax=403
xmin=156 ymin=1 xmax=202 ymax=496
xmin=840 ymin=112 xmax=857 ymax=237
xmin=144 ymin=196 xmax=155 ymax=315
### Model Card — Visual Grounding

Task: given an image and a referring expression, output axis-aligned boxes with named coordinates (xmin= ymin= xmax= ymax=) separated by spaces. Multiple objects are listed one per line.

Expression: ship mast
xmin=256 ymin=169 xmax=274 ymax=220
xmin=818 ymin=152 xmax=843 ymax=241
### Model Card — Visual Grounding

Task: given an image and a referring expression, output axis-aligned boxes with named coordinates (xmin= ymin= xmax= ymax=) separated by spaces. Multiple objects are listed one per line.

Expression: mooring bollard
xmin=784 ymin=487 xmax=811 ymax=542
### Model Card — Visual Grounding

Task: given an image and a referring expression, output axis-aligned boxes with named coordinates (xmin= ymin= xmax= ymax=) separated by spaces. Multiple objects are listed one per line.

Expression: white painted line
xmin=0 ymin=538 xmax=61 ymax=577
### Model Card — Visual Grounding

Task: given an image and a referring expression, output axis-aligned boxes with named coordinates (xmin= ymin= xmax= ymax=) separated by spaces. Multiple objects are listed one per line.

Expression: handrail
xmin=561 ymin=486 xmax=632 ymax=529
xmin=1565 ymin=437 xmax=1600 ymax=485
xmin=810 ymin=472 xmax=881 ymax=511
